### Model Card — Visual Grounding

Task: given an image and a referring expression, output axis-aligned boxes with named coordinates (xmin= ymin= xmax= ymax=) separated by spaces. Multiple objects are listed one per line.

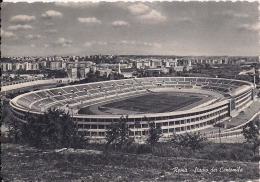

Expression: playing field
xmin=101 ymin=92 xmax=202 ymax=113
xmin=78 ymin=92 xmax=210 ymax=115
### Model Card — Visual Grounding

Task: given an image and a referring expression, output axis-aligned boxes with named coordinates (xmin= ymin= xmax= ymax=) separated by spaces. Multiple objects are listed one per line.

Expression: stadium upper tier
xmin=10 ymin=77 xmax=254 ymax=139
xmin=2 ymin=78 xmax=79 ymax=92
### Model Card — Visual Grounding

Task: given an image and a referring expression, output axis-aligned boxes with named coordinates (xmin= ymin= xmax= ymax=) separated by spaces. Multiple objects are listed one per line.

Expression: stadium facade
xmin=10 ymin=77 xmax=254 ymax=140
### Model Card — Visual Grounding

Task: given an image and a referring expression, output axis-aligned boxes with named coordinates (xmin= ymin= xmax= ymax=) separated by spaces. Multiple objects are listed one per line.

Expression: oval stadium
xmin=10 ymin=77 xmax=256 ymax=142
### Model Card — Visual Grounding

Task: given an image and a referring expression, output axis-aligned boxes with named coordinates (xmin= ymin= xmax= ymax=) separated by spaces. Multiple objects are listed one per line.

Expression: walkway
xmin=226 ymin=100 xmax=260 ymax=126
xmin=198 ymin=99 xmax=260 ymax=134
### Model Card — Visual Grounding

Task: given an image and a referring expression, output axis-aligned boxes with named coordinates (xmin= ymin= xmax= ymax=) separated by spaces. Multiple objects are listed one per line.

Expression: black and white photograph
xmin=1 ymin=1 xmax=260 ymax=181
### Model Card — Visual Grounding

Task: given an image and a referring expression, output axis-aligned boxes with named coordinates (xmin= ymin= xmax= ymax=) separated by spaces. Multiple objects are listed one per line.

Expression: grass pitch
xmin=100 ymin=92 xmax=203 ymax=113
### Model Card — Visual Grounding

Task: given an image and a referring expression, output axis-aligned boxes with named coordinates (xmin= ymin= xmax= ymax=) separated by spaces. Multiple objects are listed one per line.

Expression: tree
xmin=242 ymin=120 xmax=260 ymax=155
xmin=19 ymin=108 xmax=88 ymax=149
xmin=146 ymin=120 xmax=162 ymax=151
xmin=204 ymin=63 xmax=211 ymax=69
xmin=86 ymin=72 xmax=98 ymax=82
xmin=106 ymin=115 xmax=130 ymax=150
xmin=7 ymin=117 xmax=21 ymax=143
xmin=2 ymin=100 xmax=21 ymax=143
xmin=171 ymin=132 xmax=208 ymax=152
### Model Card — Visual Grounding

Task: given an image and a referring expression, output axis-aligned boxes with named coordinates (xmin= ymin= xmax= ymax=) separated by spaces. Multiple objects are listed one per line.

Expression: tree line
xmin=3 ymin=107 xmax=260 ymax=156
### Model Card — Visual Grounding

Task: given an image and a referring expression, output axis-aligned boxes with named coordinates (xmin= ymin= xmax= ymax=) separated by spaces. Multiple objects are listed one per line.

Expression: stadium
xmin=10 ymin=77 xmax=255 ymax=141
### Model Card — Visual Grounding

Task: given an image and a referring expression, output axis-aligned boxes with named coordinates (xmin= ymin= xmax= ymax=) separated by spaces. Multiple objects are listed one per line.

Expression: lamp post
xmin=66 ymin=104 xmax=73 ymax=118
xmin=39 ymin=103 xmax=46 ymax=112
xmin=219 ymin=113 xmax=221 ymax=144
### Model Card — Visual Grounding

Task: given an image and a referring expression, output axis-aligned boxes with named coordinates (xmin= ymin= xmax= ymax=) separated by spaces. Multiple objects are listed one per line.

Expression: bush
xmin=1 ymin=135 xmax=12 ymax=144
xmin=151 ymin=142 xmax=255 ymax=162
xmin=171 ymin=132 xmax=208 ymax=151
xmin=153 ymin=143 xmax=195 ymax=158
xmin=109 ymin=138 xmax=152 ymax=154
xmin=251 ymin=155 xmax=260 ymax=162
xmin=136 ymin=144 xmax=152 ymax=154
xmin=201 ymin=143 xmax=254 ymax=161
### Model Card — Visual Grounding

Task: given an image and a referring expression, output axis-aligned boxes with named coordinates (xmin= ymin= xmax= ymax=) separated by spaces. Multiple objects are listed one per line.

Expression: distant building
xmin=161 ymin=67 xmax=170 ymax=74
xmin=46 ymin=57 xmax=54 ymax=61
xmin=67 ymin=63 xmax=74 ymax=69
xmin=165 ymin=59 xmax=177 ymax=67
xmin=67 ymin=68 xmax=78 ymax=78
xmin=1 ymin=63 xmax=12 ymax=71
xmin=79 ymin=67 xmax=90 ymax=78
xmin=150 ymin=60 xmax=162 ymax=68
xmin=90 ymin=65 xmax=97 ymax=73
xmin=146 ymin=68 xmax=162 ymax=77
xmin=176 ymin=59 xmax=191 ymax=66
xmin=31 ymin=62 xmax=39 ymax=70
xmin=85 ymin=61 xmax=95 ymax=67
xmin=120 ymin=67 xmax=135 ymax=78
xmin=24 ymin=62 xmax=31 ymax=70
xmin=14 ymin=63 xmax=25 ymax=70
xmin=121 ymin=72 xmax=133 ymax=78
xmin=97 ymin=68 xmax=112 ymax=77
xmin=40 ymin=61 xmax=47 ymax=68
xmin=79 ymin=63 xmax=86 ymax=68
xmin=50 ymin=61 xmax=65 ymax=70
xmin=135 ymin=60 xmax=150 ymax=69
xmin=174 ymin=65 xmax=192 ymax=72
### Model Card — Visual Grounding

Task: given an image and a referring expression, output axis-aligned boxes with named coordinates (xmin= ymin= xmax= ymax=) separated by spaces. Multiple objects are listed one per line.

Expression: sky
xmin=1 ymin=1 xmax=260 ymax=57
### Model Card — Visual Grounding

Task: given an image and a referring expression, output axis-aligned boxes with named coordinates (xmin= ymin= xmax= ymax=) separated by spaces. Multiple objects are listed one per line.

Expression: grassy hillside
xmin=1 ymin=143 xmax=259 ymax=181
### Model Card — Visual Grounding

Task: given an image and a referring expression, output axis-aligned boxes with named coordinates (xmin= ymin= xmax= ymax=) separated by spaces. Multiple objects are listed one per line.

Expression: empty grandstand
xmin=10 ymin=77 xmax=255 ymax=141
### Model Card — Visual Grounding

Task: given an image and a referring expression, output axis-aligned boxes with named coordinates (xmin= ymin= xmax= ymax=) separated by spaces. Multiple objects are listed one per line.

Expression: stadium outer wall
xmin=9 ymin=77 xmax=254 ymax=141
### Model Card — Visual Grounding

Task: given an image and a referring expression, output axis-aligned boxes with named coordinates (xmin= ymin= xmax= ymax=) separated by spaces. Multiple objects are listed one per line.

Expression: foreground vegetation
xmin=1 ymin=143 xmax=259 ymax=182
xmin=2 ymin=105 xmax=259 ymax=181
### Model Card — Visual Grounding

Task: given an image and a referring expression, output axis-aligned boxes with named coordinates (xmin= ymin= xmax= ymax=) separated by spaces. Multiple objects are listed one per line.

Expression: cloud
xmin=238 ymin=23 xmax=260 ymax=31
xmin=55 ymin=2 xmax=98 ymax=8
xmin=30 ymin=44 xmax=36 ymax=47
xmin=10 ymin=15 xmax=36 ymax=24
xmin=44 ymin=44 xmax=51 ymax=48
xmin=234 ymin=13 xmax=249 ymax=18
xmin=42 ymin=10 xmax=63 ymax=19
xmin=128 ymin=3 xmax=149 ymax=15
xmin=78 ymin=17 xmax=101 ymax=24
xmin=139 ymin=10 xmax=166 ymax=24
xmin=1 ymin=29 xmax=17 ymax=38
xmin=128 ymin=3 xmax=166 ymax=24
xmin=45 ymin=22 xmax=53 ymax=27
xmin=220 ymin=10 xmax=249 ymax=18
xmin=8 ymin=24 xmax=33 ymax=31
xmin=52 ymin=38 xmax=72 ymax=47
xmin=26 ymin=34 xmax=43 ymax=40
xmin=84 ymin=41 xmax=107 ymax=47
xmin=44 ymin=29 xmax=58 ymax=34
xmin=178 ymin=17 xmax=192 ymax=23
xmin=112 ymin=40 xmax=162 ymax=48
xmin=111 ymin=21 xmax=129 ymax=28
